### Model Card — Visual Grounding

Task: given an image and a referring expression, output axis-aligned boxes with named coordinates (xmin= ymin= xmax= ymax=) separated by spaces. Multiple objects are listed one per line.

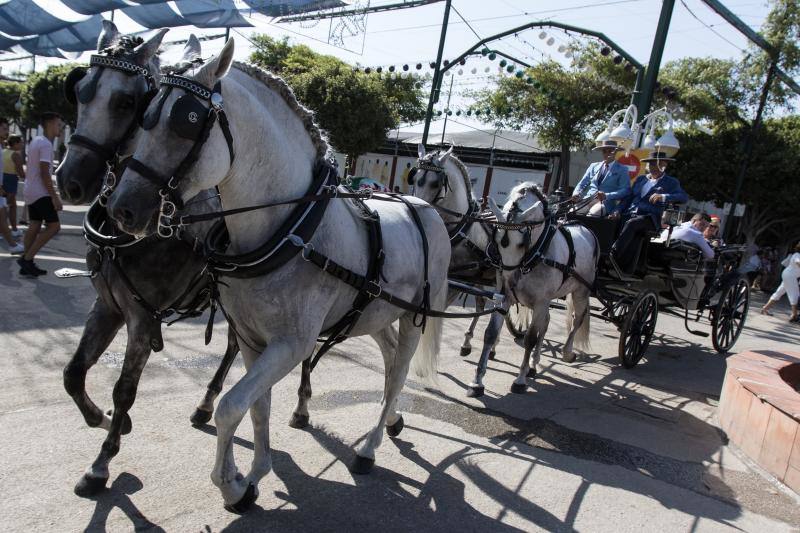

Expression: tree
xmin=472 ymin=55 xmax=632 ymax=188
xmin=249 ymin=35 xmax=426 ymax=161
xmin=0 ymin=80 xmax=23 ymax=126
xmin=670 ymin=116 xmax=800 ymax=247
xmin=19 ymin=64 xmax=81 ymax=127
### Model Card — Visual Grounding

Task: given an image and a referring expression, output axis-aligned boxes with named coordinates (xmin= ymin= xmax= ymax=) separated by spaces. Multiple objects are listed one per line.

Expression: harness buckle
xmin=167 ymin=176 xmax=179 ymax=190
xmin=287 ymin=233 xmax=314 ymax=261
xmin=366 ymin=281 xmax=382 ymax=298
xmin=157 ymin=192 xmax=177 ymax=239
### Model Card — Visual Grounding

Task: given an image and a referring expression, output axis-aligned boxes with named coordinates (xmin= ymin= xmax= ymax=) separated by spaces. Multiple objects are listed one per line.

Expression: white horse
xmin=410 ymin=145 xmax=507 ymax=397
xmin=488 ymin=182 xmax=599 ymax=393
xmin=105 ymin=38 xmax=450 ymax=512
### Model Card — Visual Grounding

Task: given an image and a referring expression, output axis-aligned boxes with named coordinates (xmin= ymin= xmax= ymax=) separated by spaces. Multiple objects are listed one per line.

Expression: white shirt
xmin=783 ymin=252 xmax=800 ymax=277
xmin=23 ymin=135 xmax=53 ymax=204
xmin=661 ymin=221 xmax=715 ymax=260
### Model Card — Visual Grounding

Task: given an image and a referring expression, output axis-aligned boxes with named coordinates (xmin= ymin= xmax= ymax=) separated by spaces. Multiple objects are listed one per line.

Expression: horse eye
xmin=116 ymin=95 xmax=135 ymax=110
xmin=431 ymin=181 xmax=440 ymax=189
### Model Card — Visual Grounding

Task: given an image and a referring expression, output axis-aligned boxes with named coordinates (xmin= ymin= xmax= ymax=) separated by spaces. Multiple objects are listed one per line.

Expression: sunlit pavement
xmin=2 ymin=204 xmax=799 ymax=532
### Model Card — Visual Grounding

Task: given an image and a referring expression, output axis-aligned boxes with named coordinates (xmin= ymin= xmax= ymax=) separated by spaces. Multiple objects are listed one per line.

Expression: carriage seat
xmin=565 ymin=213 xmax=619 ymax=255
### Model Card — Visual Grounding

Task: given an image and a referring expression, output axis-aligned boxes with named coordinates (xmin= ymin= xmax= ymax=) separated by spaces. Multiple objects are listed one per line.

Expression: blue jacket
xmin=574 ymin=160 xmax=631 ymax=213
xmin=614 ymin=173 xmax=688 ymax=225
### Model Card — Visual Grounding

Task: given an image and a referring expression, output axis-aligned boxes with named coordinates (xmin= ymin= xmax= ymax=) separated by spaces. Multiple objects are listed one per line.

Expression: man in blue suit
xmin=571 ymin=139 xmax=631 ymax=216
xmin=610 ymin=151 xmax=688 ymax=273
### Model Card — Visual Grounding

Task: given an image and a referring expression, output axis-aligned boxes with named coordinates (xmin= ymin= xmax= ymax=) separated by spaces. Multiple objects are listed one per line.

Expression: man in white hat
xmin=571 ymin=139 xmax=631 ymax=216
xmin=610 ymin=150 xmax=688 ymax=274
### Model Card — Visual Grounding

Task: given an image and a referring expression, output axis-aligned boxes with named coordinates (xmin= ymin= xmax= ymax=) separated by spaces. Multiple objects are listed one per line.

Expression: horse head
xmin=411 ymin=144 xmax=473 ymax=218
xmin=56 ymin=21 xmax=171 ymax=204
xmin=494 ymin=182 xmax=548 ymax=266
xmin=108 ymin=38 xmax=236 ymax=237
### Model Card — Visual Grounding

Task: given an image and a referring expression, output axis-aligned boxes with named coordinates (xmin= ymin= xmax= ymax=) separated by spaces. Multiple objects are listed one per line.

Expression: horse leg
xmin=370 ymin=326 xmax=403 ymax=435
xmin=512 ymin=305 xmax=549 ymax=393
xmin=466 ymin=311 xmax=503 ymax=398
xmin=352 ymin=319 xmax=419 ymax=475
xmin=460 ymin=297 xmax=485 ymax=357
xmin=63 ymin=297 xmax=123 ymax=430
xmin=562 ymin=288 xmax=591 ymax=363
xmin=288 ymin=357 xmax=312 ymax=429
xmin=191 ymin=327 xmax=240 ymax=426
xmin=511 ymin=317 xmax=539 ymax=393
xmin=74 ymin=318 xmax=152 ymax=496
xmin=213 ymin=337 xmax=312 ymax=512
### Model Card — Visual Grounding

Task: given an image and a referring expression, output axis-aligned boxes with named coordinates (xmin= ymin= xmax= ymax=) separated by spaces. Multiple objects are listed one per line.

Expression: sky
xmin=0 ymin=0 xmax=777 ymax=134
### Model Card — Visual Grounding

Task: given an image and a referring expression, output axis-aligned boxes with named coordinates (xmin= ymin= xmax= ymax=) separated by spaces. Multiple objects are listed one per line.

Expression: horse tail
xmin=567 ymin=290 xmax=592 ymax=351
xmin=411 ymin=281 xmax=447 ymax=384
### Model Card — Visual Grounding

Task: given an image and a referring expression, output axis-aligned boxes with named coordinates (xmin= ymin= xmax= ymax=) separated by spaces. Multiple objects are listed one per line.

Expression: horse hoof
xmin=527 ymin=367 xmax=537 ymax=379
xmin=288 ymin=412 xmax=309 ymax=429
xmin=224 ymin=483 xmax=258 ymax=514
xmin=562 ymin=352 xmax=576 ymax=363
xmin=350 ymin=455 xmax=375 ymax=475
xmin=190 ymin=408 xmax=213 ymax=427
xmin=459 ymin=346 xmax=471 ymax=357
xmin=510 ymin=382 xmax=527 ymax=394
xmin=466 ymin=385 xmax=484 ymax=398
xmin=386 ymin=415 xmax=404 ymax=437
xmin=106 ymin=409 xmax=132 ymax=435
xmin=488 ymin=351 xmax=496 ymax=360
xmin=74 ymin=474 xmax=107 ymax=497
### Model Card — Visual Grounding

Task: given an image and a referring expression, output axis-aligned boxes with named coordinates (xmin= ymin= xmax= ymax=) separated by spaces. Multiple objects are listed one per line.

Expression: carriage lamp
xmin=594 ymin=108 xmax=626 ymax=146
xmin=608 ymin=104 xmax=638 ymax=150
xmin=641 ymin=108 xmax=680 ymax=156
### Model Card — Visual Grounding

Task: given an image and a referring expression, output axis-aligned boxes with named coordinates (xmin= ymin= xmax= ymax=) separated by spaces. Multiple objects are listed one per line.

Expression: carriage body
xmin=565 ymin=213 xmax=750 ymax=367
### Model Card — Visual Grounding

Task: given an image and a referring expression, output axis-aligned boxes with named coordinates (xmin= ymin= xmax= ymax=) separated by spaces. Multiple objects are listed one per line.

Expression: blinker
xmin=168 ymin=94 xmax=209 ymax=141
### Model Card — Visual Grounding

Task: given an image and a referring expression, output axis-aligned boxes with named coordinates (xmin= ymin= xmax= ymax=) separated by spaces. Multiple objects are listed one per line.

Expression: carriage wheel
xmin=712 ymin=277 xmax=750 ymax=354
xmin=505 ymin=303 xmax=531 ymax=339
xmin=618 ymin=290 xmax=658 ymax=368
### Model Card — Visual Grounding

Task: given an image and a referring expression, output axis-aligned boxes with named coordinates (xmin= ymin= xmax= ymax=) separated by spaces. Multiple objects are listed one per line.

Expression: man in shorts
xmin=18 ymin=112 xmax=63 ymax=277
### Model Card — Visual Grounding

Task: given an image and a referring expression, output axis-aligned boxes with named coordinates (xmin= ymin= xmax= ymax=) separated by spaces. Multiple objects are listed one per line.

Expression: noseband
xmin=66 ymin=54 xmax=155 ymax=166
xmin=124 ymin=74 xmax=235 ymax=238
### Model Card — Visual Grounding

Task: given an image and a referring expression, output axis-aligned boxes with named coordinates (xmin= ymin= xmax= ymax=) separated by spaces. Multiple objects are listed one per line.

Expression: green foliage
xmin=473 ymin=59 xmax=629 ymax=152
xmin=248 ymin=35 xmax=426 ymax=157
xmin=671 ymin=116 xmax=800 ymax=242
xmin=0 ymin=80 xmax=23 ymax=125
xmin=19 ymin=64 xmax=81 ymax=127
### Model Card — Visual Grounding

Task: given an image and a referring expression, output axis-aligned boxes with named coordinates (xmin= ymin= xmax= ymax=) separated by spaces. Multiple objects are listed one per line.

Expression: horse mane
xmin=231 ymin=61 xmax=330 ymax=160
xmin=100 ymin=35 xmax=162 ymax=79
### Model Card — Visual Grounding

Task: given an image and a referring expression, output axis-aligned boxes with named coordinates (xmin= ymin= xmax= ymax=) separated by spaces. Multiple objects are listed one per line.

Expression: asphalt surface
xmin=2 ymin=205 xmax=799 ymax=532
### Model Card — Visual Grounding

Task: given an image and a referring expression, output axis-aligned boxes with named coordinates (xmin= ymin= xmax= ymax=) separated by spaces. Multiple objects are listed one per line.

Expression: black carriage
xmin=504 ymin=210 xmax=750 ymax=368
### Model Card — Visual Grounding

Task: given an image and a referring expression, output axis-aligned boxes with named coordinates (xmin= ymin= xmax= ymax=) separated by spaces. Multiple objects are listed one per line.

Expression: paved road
xmin=2 ymin=206 xmax=799 ymax=532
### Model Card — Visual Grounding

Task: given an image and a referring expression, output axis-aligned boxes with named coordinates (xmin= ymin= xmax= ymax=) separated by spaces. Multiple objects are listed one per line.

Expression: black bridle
xmin=66 ymin=54 xmax=156 ymax=175
xmin=124 ymin=74 xmax=235 ymax=237
xmin=488 ymin=186 xmax=553 ymax=272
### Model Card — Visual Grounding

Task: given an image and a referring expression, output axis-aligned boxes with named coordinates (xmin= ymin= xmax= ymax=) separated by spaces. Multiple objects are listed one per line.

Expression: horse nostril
xmin=65 ymin=182 xmax=83 ymax=202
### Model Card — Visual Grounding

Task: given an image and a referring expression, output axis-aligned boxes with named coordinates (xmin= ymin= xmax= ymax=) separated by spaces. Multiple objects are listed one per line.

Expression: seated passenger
xmin=661 ymin=212 xmax=715 ymax=260
xmin=703 ymin=215 xmax=725 ymax=248
xmin=610 ymin=151 xmax=688 ymax=273
xmin=571 ymin=140 xmax=631 ymax=216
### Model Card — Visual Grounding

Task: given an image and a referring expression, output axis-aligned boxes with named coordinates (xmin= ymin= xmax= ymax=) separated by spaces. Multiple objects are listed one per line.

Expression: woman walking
xmin=761 ymin=242 xmax=800 ymax=322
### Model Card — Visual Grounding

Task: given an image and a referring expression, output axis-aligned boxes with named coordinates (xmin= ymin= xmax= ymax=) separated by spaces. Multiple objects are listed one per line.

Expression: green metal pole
xmin=723 ymin=60 xmax=777 ymax=241
xmin=636 ymin=0 xmax=676 ymax=118
xmin=421 ymin=0 xmax=452 ymax=146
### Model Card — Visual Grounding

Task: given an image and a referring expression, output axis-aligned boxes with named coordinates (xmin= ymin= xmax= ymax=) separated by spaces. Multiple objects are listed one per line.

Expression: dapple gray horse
xmin=489 ymin=182 xmax=599 ymax=393
xmin=105 ymin=39 xmax=450 ymax=512
xmin=56 ymin=23 xmax=245 ymax=497
xmin=410 ymin=145 xmax=511 ymax=397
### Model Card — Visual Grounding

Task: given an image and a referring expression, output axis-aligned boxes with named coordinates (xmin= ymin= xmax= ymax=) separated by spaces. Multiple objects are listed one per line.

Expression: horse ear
xmin=133 ymin=29 xmax=168 ymax=66
xmin=181 ymin=34 xmax=202 ymax=63
xmin=521 ymin=203 xmax=542 ymax=221
xmin=97 ymin=20 xmax=121 ymax=52
xmin=436 ymin=145 xmax=454 ymax=165
xmin=417 ymin=143 xmax=426 ymax=160
xmin=488 ymin=197 xmax=505 ymax=222
xmin=197 ymin=38 xmax=235 ymax=86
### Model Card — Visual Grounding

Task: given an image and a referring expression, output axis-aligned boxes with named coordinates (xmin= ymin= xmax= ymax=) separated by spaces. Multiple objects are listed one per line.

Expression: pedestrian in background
xmin=17 ymin=112 xmax=63 ymax=278
xmin=3 ymin=134 xmax=25 ymax=238
xmin=761 ymin=242 xmax=800 ymax=322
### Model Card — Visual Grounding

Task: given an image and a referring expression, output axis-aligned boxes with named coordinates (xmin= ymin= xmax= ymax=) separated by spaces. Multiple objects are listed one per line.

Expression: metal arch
xmin=421 ymin=20 xmax=643 ymax=145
